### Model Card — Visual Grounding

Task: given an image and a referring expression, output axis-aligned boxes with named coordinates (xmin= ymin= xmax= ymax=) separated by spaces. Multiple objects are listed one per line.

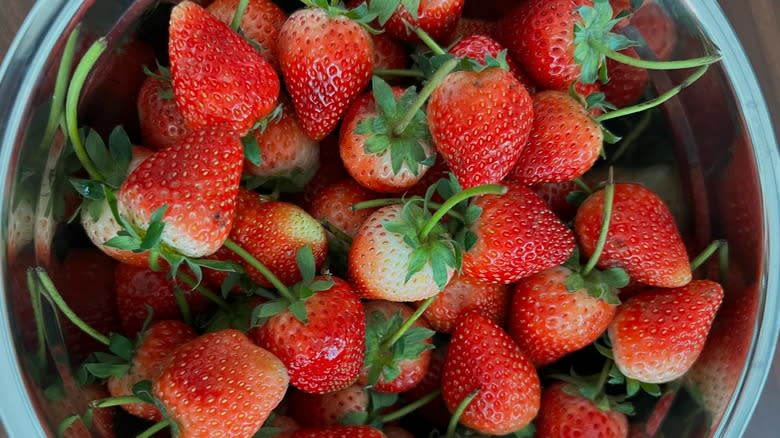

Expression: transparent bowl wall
xmin=0 ymin=0 xmax=778 ymax=436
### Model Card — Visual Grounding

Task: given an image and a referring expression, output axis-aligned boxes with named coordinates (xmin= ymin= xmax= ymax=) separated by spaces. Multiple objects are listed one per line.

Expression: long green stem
xmin=414 ymin=26 xmax=447 ymax=56
xmin=374 ymin=69 xmax=425 ymax=78
xmin=136 ymin=419 xmax=172 ymax=438
xmin=42 ymin=24 xmax=80 ymax=152
xmin=419 ymin=184 xmax=507 ymax=241
xmin=380 ymin=388 xmax=442 ymax=423
xmin=223 ymin=239 xmax=295 ymax=302
xmin=35 ymin=268 xmax=110 ymax=346
xmin=176 ymin=271 xmax=231 ymax=311
xmin=593 ymin=39 xmax=721 ymax=71
xmin=27 ymin=269 xmax=47 ymax=368
xmin=573 ymin=178 xmax=593 ymax=194
xmin=321 ymin=220 xmax=353 ymax=245
xmin=609 ymin=109 xmax=653 ymax=163
xmin=595 ymin=65 xmax=710 ymax=123
xmin=581 ymin=169 xmax=615 ymax=276
xmin=446 ymin=387 xmax=480 ymax=438
xmin=229 ymin=0 xmax=250 ymax=32
xmin=382 ymin=295 xmax=437 ymax=349
xmin=65 ymin=38 xmax=108 ymax=183
xmin=689 ymin=239 xmax=727 ymax=271
xmin=353 ymin=198 xmax=467 ymax=223
xmin=90 ymin=396 xmax=145 ymax=409
xmin=594 ymin=358 xmax=613 ymax=397
xmin=172 ymin=288 xmax=192 ymax=327
xmin=393 ymin=57 xmax=458 ymax=136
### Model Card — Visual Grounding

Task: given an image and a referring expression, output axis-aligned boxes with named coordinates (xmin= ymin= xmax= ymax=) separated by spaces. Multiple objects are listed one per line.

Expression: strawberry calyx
xmin=566 ymin=85 xmax=621 ymax=149
xmin=595 ymin=336 xmax=662 ymax=399
xmin=142 ymin=61 xmax=173 ymax=100
xmin=548 ymin=359 xmax=636 ymax=416
xmin=368 ymin=0 xmax=421 ymax=26
xmin=302 ymin=0 xmax=380 ymax=32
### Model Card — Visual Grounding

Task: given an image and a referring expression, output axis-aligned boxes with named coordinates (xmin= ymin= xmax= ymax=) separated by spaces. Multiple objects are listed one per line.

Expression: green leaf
xmin=567 ymin=190 xmax=589 ymax=206
xmin=296 ymin=246 xmax=316 ymax=285
xmin=626 ymin=377 xmax=640 ymax=397
xmin=84 ymin=129 xmax=112 ymax=179
xmin=140 ymin=206 xmax=167 ymax=250
xmin=310 ymin=279 xmax=334 ymax=292
xmin=69 ymin=178 xmax=106 ymax=201
xmin=372 ymin=76 xmax=398 ymax=118
xmin=253 ymin=426 xmax=282 ymax=438
xmin=370 ymin=390 xmax=399 ymax=411
xmin=184 ymin=258 xmax=203 ymax=289
xmin=370 ymin=0 xmax=402 ymax=25
xmin=242 ymin=133 xmax=263 ymax=167
xmin=104 ymin=235 xmax=140 ymax=251
xmin=58 ymin=415 xmax=81 ymax=438
xmin=602 ymin=125 xmax=622 ymax=144
xmin=339 ymin=411 xmax=369 ymax=426
xmin=565 ymin=272 xmax=586 ymax=291
xmin=595 ymin=341 xmax=614 ymax=360
xmin=221 ymin=272 xmax=243 ymax=298
xmin=400 ymin=0 xmax=420 ymax=20
xmin=602 ymin=267 xmax=630 ymax=288
xmin=108 ymin=126 xmax=133 ymax=181
xmin=289 ymin=300 xmax=308 ymax=324
xmin=193 ymin=259 xmax=242 ymax=272
xmin=364 ymin=134 xmax=391 ymax=155
xmin=108 ymin=334 xmax=133 ymax=361
xmin=255 ymin=300 xmax=289 ymax=321
xmin=84 ymin=362 xmax=131 ymax=378
xmin=405 ymin=247 xmax=429 ymax=283
xmin=640 ymin=381 xmax=661 ymax=397
xmin=132 ymin=380 xmax=156 ymax=404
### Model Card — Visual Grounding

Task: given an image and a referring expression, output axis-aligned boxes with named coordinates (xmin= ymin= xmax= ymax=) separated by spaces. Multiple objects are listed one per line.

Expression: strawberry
xmin=608 ymin=280 xmax=724 ymax=383
xmin=442 ymin=311 xmax=540 ymax=435
xmin=169 ymin=1 xmax=279 ymax=134
xmin=206 ymin=0 xmax=287 ymax=69
xmin=278 ymin=6 xmax=373 ymax=141
xmin=340 ymin=81 xmax=435 ymax=193
xmin=602 ymin=48 xmax=649 ymax=108
xmin=308 ymin=178 xmax=379 ymax=238
xmin=449 ymin=34 xmax=536 ymax=92
xmin=204 ymin=189 xmax=327 ymax=289
xmin=509 ymin=266 xmax=617 ymax=366
xmin=359 ymin=301 xmax=434 ymax=393
xmin=251 ymin=276 xmax=365 ymax=394
xmin=117 ymin=128 xmax=244 ymax=258
xmin=574 ymin=183 xmax=692 ymax=288
xmin=427 ymin=67 xmax=533 ymax=188
xmin=291 ymin=426 xmax=387 ymax=438
xmin=107 ymin=320 xmax=197 ymax=420
xmin=535 ymin=382 xmax=629 ymax=438
xmin=462 ymin=182 xmax=575 ymax=284
xmin=373 ymin=0 xmax=464 ymax=44
xmin=371 ymin=32 xmax=409 ymax=72
xmin=629 ymin=2 xmax=676 ymax=62
xmin=420 ymin=273 xmax=510 ymax=334
xmin=287 ymin=384 xmax=368 ymax=427
xmin=136 ymin=71 xmax=192 ymax=150
xmin=455 ymin=18 xmax=497 ymax=39
xmin=114 ymin=263 xmax=210 ymax=337
xmin=510 ymin=91 xmax=603 ymax=184
xmin=153 ymin=329 xmax=289 ymax=436
xmin=302 ymin=134 xmax=350 ymax=207
xmin=533 ymin=181 xmax=581 ymax=222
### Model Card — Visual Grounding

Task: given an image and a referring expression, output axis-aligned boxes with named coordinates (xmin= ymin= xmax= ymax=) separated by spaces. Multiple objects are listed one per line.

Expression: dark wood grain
xmin=0 ymin=0 xmax=779 ymax=436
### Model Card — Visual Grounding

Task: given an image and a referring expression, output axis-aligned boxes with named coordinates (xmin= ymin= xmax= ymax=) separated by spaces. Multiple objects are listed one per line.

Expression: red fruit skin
xmin=427 ymin=68 xmax=533 ymax=188
xmin=608 ymin=280 xmax=724 ymax=384
xmin=118 ymin=128 xmax=244 ymax=258
xmin=287 ymin=384 xmax=368 ymax=427
xmin=251 ymin=277 xmax=365 ymax=394
xmin=137 ymin=74 xmax=192 ymax=150
xmin=107 ymin=320 xmax=197 ymax=421
xmin=421 ymin=274 xmax=510 ymax=334
xmin=114 ymin=264 xmax=210 ymax=337
xmin=449 ymin=35 xmax=535 ymax=92
xmin=574 ymin=183 xmax=692 ymax=288
xmin=169 ymin=1 xmax=280 ymax=134
xmin=340 ymin=89 xmax=434 ymax=193
xmin=533 ymin=181 xmax=580 ymax=222
xmin=302 ymin=134 xmax=350 ymax=208
xmin=497 ymin=0 xmax=592 ymax=91
xmin=442 ymin=311 xmax=541 ymax=435
xmin=630 ymin=3 xmax=676 ymax=61
xmin=510 ymin=91 xmax=603 ymax=184
xmin=463 ymin=182 xmax=575 ymax=284
xmin=154 ymin=330 xmax=289 ymax=437
xmin=359 ymin=301 xmax=432 ymax=393
xmin=206 ymin=0 xmax=287 ymax=69
xmin=383 ymin=0 xmax=465 ymax=44
xmin=371 ymin=32 xmax=409 ymax=72
xmin=308 ymin=178 xmax=379 ymax=238
xmin=602 ymin=48 xmax=649 ymax=108
xmin=508 ymin=266 xmax=617 ymax=366
xmin=535 ymin=382 xmax=629 ymax=438
xmin=292 ymin=426 xmax=387 ymax=438
xmin=279 ymin=8 xmax=373 ymax=141
xmin=455 ymin=18 xmax=497 ymax=38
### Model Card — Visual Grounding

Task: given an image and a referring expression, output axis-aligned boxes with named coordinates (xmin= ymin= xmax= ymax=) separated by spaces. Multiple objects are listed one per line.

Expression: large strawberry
xmin=169 ymin=1 xmax=279 ymax=134
xmin=136 ymin=70 xmax=191 ymax=150
xmin=608 ymin=280 xmax=723 ymax=383
xmin=117 ymin=127 xmax=244 ymax=258
xmin=427 ymin=66 xmax=533 ymax=188
xmin=278 ymin=4 xmax=373 ymax=141
xmin=442 ymin=311 xmax=540 ymax=435
xmin=535 ymin=382 xmax=629 ymax=438
xmin=287 ymin=384 xmax=368 ymax=427
xmin=574 ymin=183 xmax=691 ymax=288
xmin=421 ymin=273 xmax=510 ymax=334
xmin=206 ymin=0 xmax=287 ymax=69
xmin=153 ymin=330 xmax=289 ymax=436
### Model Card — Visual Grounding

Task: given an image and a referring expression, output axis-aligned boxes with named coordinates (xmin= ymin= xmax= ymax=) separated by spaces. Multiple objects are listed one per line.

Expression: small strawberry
xmin=449 ymin=34 xmax=535 ymax=92
xmin=169 ymin=1 xmax=280 ymax=134
xmin=136 ymin=69 xmax=192 ymax=150
xmin=427 ymin=66 xmax=533 ymax=188
xmin=278 ymin=4 xmax=373 ymax=140
xmin=287 ymin=384 xmax=368 ymax=427
xmin=420 ymin=273 xmax=510 ymax=334
xmin=535 ymin=382 xmax=629 ymax=438
xmin=372 ymin=0 xmax=464 ymax=44
xmin=442 ymin=311 xmax=540 ymax=435
xmin=291 ymin=426 xmax=387 ymax=438
xmin=574 ymin=183 xmax=691 ymax=288
xmin=153 ymin=330 xmax=289 ymax=436
xmin=509 ymin=90 xmax=603 ymax=184
xmin=206 ymin=0 xmax=287 ymax=69
xmin=308 ymin=178 xmax=379 ymax=238
xmin=462 ymin=182 xmax=575 ymax=284
xmin=608 ymin=280 xmax=724 ymax=383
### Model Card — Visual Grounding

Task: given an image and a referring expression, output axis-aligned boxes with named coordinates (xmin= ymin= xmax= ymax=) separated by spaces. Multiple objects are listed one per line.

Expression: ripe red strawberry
xmin=379 ymin=0 xmax=464 ymax=44
xmin=118 ymin=127 xmax=244 ymax=258
xmin=508 ymin=266 xmax=617 ymax=366
xmin=114 ymin=264 xmax=210 ymax=337
xmin=278 ymin=7 xmax=373 ymax=141
xmin=462 ymin=182 xmax=575 ymax=284
xmin=449 ymin=34 xmax=535 ymax=92
xmin=455 ymin=18 xmax=497 ymax=38
xmin=153 ymin=330 xmax=289 ymax=436
xmin=574 ymin=183 xmax=692 ymax=288
xmin=427 ymin=67 xmax=533 ymax=188
xmin=107 ymin=320 xmax=197 ymax=420
xmin=204 ymin=189 xmax=327 ymax=289
xmin=137 ymin=73 xmax=192 ymax=150
xmin=169 ymin=1 xmax=280 ymax=134
xmin=308 ymin=178 xmax=378 ymax=237
xmin=442 ymin=311 xmax=540 ymax=435
xmin=608 ymin=280 xmax=724 ymax=383
xmin=602 ymin=48 xmax=649 ymax=108
xmin=291 ymin=426 xmax=387 ymax=438
xmin=371 ymin=32 xmax=409 ymax=72
xmin=206 ymin=0 xmax=287 ymax=69
xmin=535 ymin=382 xmax=629 ymax=438
xmin=421 ymin=274 xmax=510 ymax=334
xmin=287 ymin=384 xmax=368 ymax=427
xmin=251 ymin=277 xmax=365 ymax=394
xmin=533 ymin=181 xmax=580 ymax=222
xmin=510 ymin=91 xmax=603 ymax=184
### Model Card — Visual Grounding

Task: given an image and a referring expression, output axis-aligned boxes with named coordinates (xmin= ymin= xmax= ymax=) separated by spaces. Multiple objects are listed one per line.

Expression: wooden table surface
xmin=1 ymin=1 xmax=779 ymax=436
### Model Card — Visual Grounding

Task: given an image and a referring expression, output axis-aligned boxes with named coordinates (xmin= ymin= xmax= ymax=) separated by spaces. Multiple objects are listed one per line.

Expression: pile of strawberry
xmin=28 ymin=0 xmax=730 ymax=437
